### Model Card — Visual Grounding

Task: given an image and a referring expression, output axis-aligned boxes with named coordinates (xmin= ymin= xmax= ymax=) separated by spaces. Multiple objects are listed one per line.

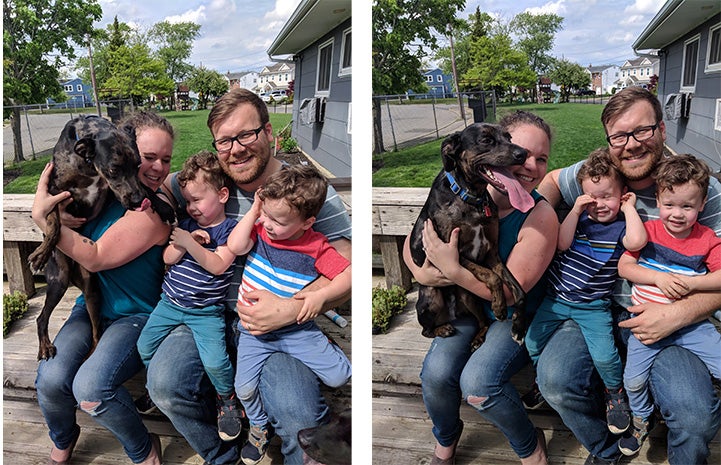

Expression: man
xmin=537 ymin=86 xmax=721 ymax=465
xmin=147 ymin=89 xmax=352 ymax=465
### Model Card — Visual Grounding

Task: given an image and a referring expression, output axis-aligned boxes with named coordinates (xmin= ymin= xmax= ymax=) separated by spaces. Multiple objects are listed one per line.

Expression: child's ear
xmin=700 ymin=195 xmax=708 ymax=212
xmin=301 ymin=216 xmax=316 ymax=231
xmin=218 ymin=186 xmax=230 ymax=204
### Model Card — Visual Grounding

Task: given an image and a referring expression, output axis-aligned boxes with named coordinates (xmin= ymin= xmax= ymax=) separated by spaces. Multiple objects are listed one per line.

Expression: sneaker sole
xmin=608 ymin=423 xmax=630 ymax=434
xmin=523 ymin=399 xmax=547 ymax=410
xmin=137 ymin=406 xmax=157 ymax=415
xmin=219 ymin=430 xmax=241 ymax=442
xmin=618 ymin=443 xmax=641 ymax=456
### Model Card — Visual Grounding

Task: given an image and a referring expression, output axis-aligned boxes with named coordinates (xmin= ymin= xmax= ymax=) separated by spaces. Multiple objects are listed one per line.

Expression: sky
xmin=90 ymin=0 xmax=664 ymax=77
xmin=95 ymin=0 xmax=304 ymax=73
xmin=456 ymin=0 xmax=665 ymax=67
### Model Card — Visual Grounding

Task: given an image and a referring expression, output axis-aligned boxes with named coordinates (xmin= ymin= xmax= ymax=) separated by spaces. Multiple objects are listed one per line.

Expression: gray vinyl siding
xmin=291 ymin=18 xmax=352 ymax=178
xmin=657 ymin=13 xmax=721 ymax=171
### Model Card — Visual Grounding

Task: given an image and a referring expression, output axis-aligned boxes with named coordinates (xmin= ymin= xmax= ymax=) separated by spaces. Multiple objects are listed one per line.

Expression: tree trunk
xmin=11 ymin=108 xmax=24 ymax=164
xmin=372 ymin=98 xmax=385 ymax=155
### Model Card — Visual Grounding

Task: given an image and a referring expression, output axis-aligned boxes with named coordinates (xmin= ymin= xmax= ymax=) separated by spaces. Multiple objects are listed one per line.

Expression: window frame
xmin=316 ymin=38 xmax=333 ymax=96
xmin=681 ymin=34 xmax=700 ymax=92
xmin=338 ymin=27 xmax=351 ymax=77
xmin=705 ymin=22 xmax=721 ymax=73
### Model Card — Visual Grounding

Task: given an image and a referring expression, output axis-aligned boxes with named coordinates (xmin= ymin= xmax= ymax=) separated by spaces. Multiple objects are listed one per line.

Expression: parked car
xmin=269 ymin=89 xmax=288 ymax=102
xmin=259 ymin=92 xmax=271 ymax=103
xmin=575 ymin=89 xmax=596 ymax=96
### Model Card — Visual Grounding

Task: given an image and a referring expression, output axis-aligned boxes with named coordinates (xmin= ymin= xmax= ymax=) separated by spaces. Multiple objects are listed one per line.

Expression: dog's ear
xmin=441 ymin=132 xmax=462 ymax=172
xmin=73 ymin=138 xmax=93 ymax=160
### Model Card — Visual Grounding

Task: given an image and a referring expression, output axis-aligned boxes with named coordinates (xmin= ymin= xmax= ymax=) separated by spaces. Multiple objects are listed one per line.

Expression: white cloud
xmin=165 ymin=6 xmax=207 ymax=24
xmin=524 ymin=0 xmax=567 ymax=16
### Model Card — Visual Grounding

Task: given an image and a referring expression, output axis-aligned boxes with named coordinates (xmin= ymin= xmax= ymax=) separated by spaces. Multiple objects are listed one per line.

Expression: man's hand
xmin=237 ymin=289 xmax=299 ymax=335
xmin=619 ymin=302 xmax=677 ymax=345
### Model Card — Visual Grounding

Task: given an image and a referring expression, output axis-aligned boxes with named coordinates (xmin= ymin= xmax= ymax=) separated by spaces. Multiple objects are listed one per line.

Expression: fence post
xmin=432 ymin=96 xmax=439 ymax=140
xmin=23 ymin=107 xmax=36 ymax=160
xmin=385 ymin=98 xmax=398 ymax=152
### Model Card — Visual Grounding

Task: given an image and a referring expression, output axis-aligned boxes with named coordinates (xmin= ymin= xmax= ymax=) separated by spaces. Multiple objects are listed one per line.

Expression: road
xmin=4 ymin=113 xmax=75 ymax=163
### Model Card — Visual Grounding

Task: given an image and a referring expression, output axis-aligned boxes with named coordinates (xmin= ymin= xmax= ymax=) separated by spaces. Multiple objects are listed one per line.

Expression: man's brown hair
xmin=654 ymin=154 xmax=710 ymax=197
xmin=601 ymin=87 xmax=663 ymax=130
xmin=207 ymin=88 xmax=269 ymax=135
xmin=177 ymin=150 xmax=231 ymax=191
xmin=260 ymin=164 xmax=328 ymax=220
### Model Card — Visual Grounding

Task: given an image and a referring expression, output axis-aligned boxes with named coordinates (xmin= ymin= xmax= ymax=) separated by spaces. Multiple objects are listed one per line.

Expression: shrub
xmin=279 ymin=136 xmax=299 ymax=153
xmin=372 ymin=285 xmax=408 ymax=334
xmin=4 ymin=291 xmax=29 ymax=336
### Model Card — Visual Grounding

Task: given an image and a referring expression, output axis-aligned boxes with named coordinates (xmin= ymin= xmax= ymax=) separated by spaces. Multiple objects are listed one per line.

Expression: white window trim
xmin=338 ymin=27 xmax=351 ymax=77
xmin=681 ymin=34 xmax=700 ymax=92
xmin=316 ymin=38 xmax=333 ymax=97
xmin=436 ymin=75 xmax=443 ymax=82
xmin=705 ymin=23 xmax=721 ymax=73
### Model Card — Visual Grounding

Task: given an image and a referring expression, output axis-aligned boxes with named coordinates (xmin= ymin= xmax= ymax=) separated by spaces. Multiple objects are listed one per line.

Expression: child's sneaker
xmin=521 ymin=381 xmax=546 ymax=410
xmin=618 ymin=415 xmax=652 ymax=456
xmin=217 ymin=393 xmax=243 ymax=441
xmin=241 ymin=424 xmax=270 ymax=465
xmin=134 ymin=390 xmax=157 ymax=415
xmin=605 ymin=387 xmax=631 ymax=434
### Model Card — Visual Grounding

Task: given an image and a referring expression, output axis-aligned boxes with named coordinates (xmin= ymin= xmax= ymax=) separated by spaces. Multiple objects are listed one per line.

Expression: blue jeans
xmin=537 ymin=319 xmax=721 ymax=465
xmin=235 ymin=322 xmax=351 ymax=427
xmin=35 ymin=303 xmax=155 ymax=463
xmin=420 ymin=315 xmax=538 ymax=458
xmin=138 ymin=293 xmax=234 ymax=396
xmin=146 ymin=312 xmax=329 ymax=465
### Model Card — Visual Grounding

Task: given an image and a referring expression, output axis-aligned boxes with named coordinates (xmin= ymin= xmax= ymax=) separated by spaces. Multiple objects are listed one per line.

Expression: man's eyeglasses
xmin=212 ymin=125 xmax=265 ymax=153
xmin=606 ymin=124 xmax=658 ymax=148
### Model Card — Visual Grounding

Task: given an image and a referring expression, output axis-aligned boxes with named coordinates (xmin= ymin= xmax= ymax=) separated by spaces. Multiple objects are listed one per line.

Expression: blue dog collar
xmin=444 ymin=171 xmax=494 ymax=216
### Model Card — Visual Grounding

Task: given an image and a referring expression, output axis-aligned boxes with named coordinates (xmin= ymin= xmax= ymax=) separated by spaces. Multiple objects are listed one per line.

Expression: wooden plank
xmin=378 ymin=236 xmax=412 ymax=291
xmin=3 ymin=241 xmax=37 ymax=296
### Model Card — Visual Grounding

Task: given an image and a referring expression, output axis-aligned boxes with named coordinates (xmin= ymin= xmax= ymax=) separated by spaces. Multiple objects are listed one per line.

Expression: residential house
xmin=258 ymin=63 xmax=296 ymax=93
xmin=586 ymin=64 xmax=620 ymax=94
xmin=226 ymin=71 xmax=259 ymax=92
xmin=615 ymin=57 xmax=660 ymax=90
xmin=267 ymin=0 xmax=351 ymax=178
xmin=633 ymin=0 xmax=721 ymax=170
xmin=408 ymin=68 xmax=454 ymax=98
xmin=47 ymin=78 xmax=94 ymax=108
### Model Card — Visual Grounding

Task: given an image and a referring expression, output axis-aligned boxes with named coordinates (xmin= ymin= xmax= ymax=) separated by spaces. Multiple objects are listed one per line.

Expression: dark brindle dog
xmin=410 ymin=123 xmax=535 ymax=349
xmin=298 ymin=409 xmax=351 ymax=465
xmin=28 ymin=115 xmax=175 ymax=360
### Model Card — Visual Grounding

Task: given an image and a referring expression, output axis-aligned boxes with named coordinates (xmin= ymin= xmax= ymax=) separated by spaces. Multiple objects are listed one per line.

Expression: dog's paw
xmin=37 ymin=343 xmax=57 ymax=361
xmin=432 ymin=323 xmax=455 ymax=338
xmin=470 ymin=325 xmax=490 ymax=351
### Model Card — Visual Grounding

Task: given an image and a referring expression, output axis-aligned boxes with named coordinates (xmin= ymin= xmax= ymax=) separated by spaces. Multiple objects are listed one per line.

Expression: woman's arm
xmin=401 ymin=232 xmax=454 ymax=287
xmin=32 ymin=164 xmax=170 ymax=272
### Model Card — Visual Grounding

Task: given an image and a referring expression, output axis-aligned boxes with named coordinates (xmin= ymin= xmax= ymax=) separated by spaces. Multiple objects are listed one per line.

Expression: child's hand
xmin=190 ymin=229 xmax=211 ymax=245
xmin=620 ymin=192 xmax=638 ymax=213
xmin=655 ymin=273 xmax=690 ymax=300
xmin=293 ymin=289 xmax=325 ymax=324
xmin=572 ymin=194 xmax=596 ymax=215
xmin=169 ymin=227 xmax=195 ymax=249
xmin=250 ymin=190 xmax=263 ymax=216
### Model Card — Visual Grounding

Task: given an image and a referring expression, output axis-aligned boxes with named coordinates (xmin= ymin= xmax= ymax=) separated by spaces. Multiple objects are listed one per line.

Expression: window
xmin=437 ymin=75 xmax=443 ymax=82
xmin=64 ymin=85 xmax=73 ymax=92
xmin=426 ymin=75 xmax=433 ymax=82
xmin=682 ymin=35 xmax=700 ymax=91
xmin=76 ymin=84 xmax=82 ymax=92
xmin=706 ymin=23 xmax=721 ymax=73
xmin=316 ymin=38 xmax=333 ymax=95
xmin=339 ymin=28 xmax=351 ymax=76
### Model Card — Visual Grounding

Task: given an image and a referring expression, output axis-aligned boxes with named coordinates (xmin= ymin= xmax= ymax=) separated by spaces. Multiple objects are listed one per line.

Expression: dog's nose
xmin=512 ymin=146 xmax=528 ymax=164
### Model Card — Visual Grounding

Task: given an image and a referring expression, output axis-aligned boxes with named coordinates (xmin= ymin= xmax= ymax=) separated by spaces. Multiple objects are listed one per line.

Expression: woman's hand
xmin=31 ymin=163 xmax=72 ymax=231
xmin=422 ymin=219 xmax=462 ymax=282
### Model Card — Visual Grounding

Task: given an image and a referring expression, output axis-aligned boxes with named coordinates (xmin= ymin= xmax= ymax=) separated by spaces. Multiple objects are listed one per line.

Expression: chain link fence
xmin=372 ymin=91 xmax=497 ymax=153
xmin=3 ymin=99 xmax=133 ymax=164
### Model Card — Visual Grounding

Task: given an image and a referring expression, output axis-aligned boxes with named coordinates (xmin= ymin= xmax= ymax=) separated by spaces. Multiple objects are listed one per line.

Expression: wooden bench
xmin=371 ymin=187 xmax=428 ymax=291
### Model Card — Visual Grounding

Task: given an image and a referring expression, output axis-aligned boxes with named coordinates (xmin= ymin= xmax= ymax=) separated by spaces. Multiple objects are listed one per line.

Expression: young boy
xmin=617 ymin=154 xmax=721 ymax=456
xmin=136 ymin=151 xmax=243 ymax=441
xmin=525 ymin=148 xmax=647 ymax=434
xmin=226 ymin=164 xmax=352 ymax=465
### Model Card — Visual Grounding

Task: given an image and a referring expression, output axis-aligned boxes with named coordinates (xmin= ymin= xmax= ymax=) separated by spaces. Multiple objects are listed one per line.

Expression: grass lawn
xmin=3 ymin=111 xmax=292 ymax=194
xmin=373 ymin=102 xmax=607 ymax=188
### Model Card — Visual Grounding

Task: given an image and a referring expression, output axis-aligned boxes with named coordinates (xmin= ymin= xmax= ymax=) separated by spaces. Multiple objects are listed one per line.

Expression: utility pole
xmin=87 ymin=34 xmax=102 ymax=117
xmin=448 ymin=24 xmax=465 ymax=123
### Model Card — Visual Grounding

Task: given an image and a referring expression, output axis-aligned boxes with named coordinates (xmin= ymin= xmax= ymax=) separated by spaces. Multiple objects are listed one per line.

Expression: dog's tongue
xmin=136 ymin=198 xmax=151 ymax=212
xmin=490 ymin=167 xmax=535 ymax=213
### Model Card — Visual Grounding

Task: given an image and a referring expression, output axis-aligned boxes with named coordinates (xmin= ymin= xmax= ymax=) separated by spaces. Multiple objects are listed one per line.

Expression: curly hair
xmin=498 ymin=110 xmax=552 ymax=144
xmin=260 ymin=164 xmax=328 ymax=220
xmin=177 ymin=150 xmax=231 ymax=192
xmin=576 ymin=147 xmax=624 ymax=185
xmin=654 ymin=154 xmax=710 ymax=196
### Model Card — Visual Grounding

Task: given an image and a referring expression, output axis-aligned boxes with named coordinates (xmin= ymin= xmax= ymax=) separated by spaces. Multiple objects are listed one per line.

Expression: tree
xmin=511 ymin=12 xmax=563 ymax=100
xmin=372 ymin=0 xmax=465 ymax=154
xmin=186 ymin=65 xmax=229 ymax=109
xmin=3 ymin=0 xmax=101 ymax=163
xmin=548 ymin=59 xmax=590 ymax=103
xmin=103 ymin=41 xmax=175 ymax=106
xmin=148 ymin=21 xmax=201 ymax=109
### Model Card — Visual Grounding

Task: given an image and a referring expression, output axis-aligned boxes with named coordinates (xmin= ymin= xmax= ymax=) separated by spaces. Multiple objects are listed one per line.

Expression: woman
xmin=402 ymin=111 xmax=559 ymax=465
xmin=32 ymin=111 xmax=174 ymax=465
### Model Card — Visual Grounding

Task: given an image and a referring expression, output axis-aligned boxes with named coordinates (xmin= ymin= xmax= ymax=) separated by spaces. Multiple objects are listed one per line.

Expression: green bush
xmin=279 ymin=136 xmax=299 ymax=153
xmin=4 ymin=291 xmax=29 ymax=336
xmin=372 ymin=285 xmax=408 ymax=334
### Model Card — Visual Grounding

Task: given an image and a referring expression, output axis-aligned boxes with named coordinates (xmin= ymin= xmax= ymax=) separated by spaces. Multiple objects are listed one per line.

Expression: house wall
xmin=658 ymin=13 xmax=721 ymax=171
xmin=291 ymin=18 xmax=352 ymax=178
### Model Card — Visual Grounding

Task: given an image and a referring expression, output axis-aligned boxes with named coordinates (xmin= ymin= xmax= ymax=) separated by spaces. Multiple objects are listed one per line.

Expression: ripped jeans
xmin=420 ymin=315 xmax=538 ymax=458
xmin=35 ymin=303 xmax=155 ymax=463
